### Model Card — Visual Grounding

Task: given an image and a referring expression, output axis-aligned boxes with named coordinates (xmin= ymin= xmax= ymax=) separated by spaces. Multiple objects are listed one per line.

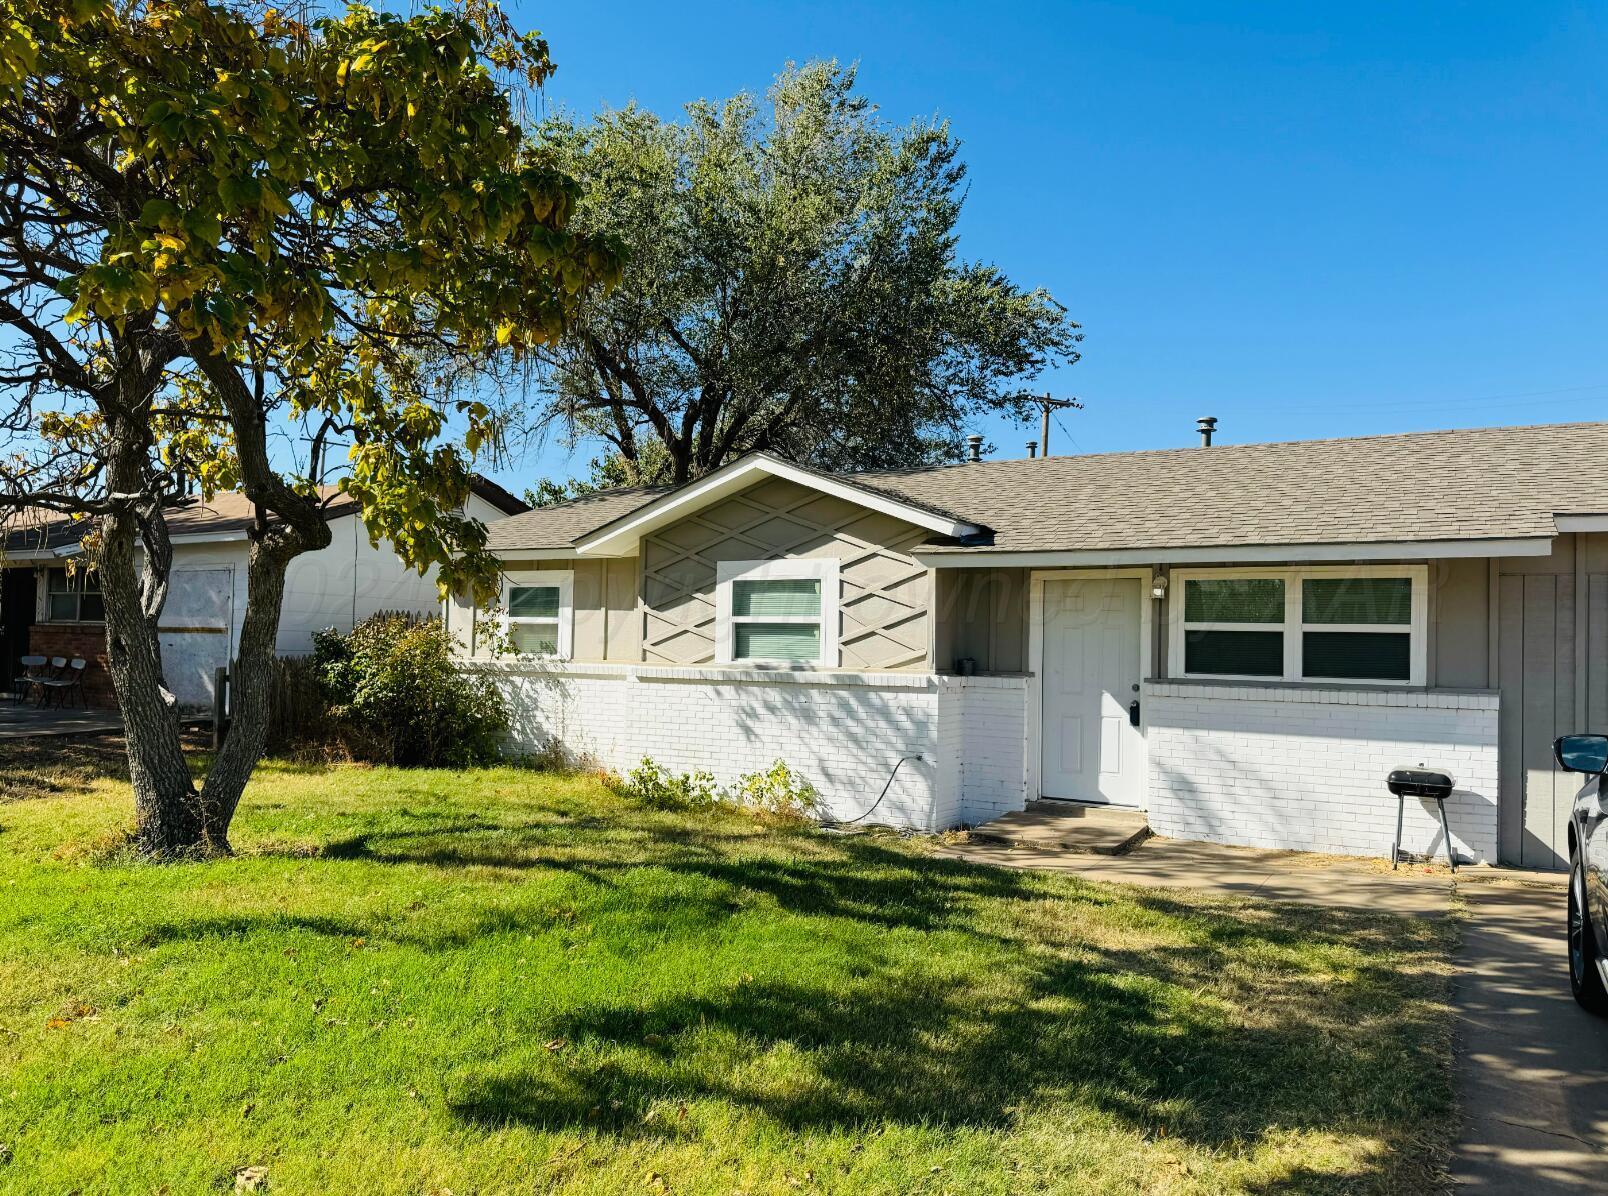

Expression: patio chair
xmin=11 ymin=655 xmax=46 ymax=704
xmin=33 ymin=657 xmax=66 ymax=707
xmin=38 ymin=658 xmax=87 ymax=710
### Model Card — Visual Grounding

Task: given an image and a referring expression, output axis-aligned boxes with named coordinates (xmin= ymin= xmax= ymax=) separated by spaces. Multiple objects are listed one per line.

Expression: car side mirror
xmin=1555 ymin=734 xmax=1608 ymax=774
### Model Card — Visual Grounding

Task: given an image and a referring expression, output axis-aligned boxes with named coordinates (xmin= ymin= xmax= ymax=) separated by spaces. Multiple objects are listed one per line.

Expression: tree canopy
xmin=0 ymin=0 xmax=617 ymax=853
xmin=526 ymin=61 xmax=1081 ymax=489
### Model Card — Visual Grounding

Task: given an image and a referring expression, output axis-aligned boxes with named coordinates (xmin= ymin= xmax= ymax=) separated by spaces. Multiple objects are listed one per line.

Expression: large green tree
xmin=527 ymin=61 xmax=1081 ymax=488
xmin=0 ymin=0 xmax=617 ymax=854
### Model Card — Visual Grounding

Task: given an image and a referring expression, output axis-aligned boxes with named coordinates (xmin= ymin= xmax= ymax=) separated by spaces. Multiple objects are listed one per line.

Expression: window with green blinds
xmin=510 ymin=625 xmax=558 ymax=656
xmin=726 ymin=573 xmax=827 ymax=663
xmin=732 ymin=578 xmax=820 ymax=617
xmin=506 ymin=581 xmax=564 ymax=657
xmin=508 ymin=586 xmax=560 ymax=619
xmin=735 ymin=623 xmax=821 ymax=661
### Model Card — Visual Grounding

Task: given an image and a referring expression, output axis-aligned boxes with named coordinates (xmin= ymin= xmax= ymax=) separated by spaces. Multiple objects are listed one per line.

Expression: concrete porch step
xmin=971 ymin=801 xmax=1152 ymax=855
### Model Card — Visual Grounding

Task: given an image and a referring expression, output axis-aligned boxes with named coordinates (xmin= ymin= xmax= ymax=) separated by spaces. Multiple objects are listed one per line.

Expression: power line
xmin=1027 ymin=392 xmax=1082 ymax=456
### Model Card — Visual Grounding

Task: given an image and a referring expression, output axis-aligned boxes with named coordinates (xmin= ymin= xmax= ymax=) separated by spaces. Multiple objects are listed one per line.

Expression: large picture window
xmin=716 ymin=559 xmax=839 ymax=666
xmin=1172 ymin=567 xmax=1425 ymax=685
xmin=500 ymin=570 xmax=572 ymax=659
xmin=45 ymin=567 xmax=103 ymax=623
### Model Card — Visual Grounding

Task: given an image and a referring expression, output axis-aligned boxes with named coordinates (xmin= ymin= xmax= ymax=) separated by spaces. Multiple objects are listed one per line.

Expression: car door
xmin=1587 ymin=775 xmax=1608 ymax=959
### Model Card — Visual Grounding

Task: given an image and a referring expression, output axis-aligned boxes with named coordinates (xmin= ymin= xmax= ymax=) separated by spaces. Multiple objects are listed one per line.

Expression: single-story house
xmin=1 ymin=478 xmax=525 ymax=707
xmin=448 ymin=420 xmax=1608 ymax=872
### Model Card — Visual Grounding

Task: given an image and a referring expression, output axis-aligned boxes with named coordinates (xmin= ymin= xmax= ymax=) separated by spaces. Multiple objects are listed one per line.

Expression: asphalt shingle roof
xmin=865 ymin=422 xmax=1608 ymax=553
xmin=3 ymin=476 xmax=527 ymax=556
xmin=471 ymin=422 xmax=1608 ymax=557
xmin=485 ymin=487 xmax=668 ymax=552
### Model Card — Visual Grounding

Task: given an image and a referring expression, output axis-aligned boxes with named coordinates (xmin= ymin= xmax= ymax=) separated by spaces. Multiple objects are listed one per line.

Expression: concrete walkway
xmin=1451 ymin=884 xmax=1608 ymax=1193
xmin=0 ymin=699 xmax=122 ymax=739
xmin=938 ymin=834 xmax=1455 ymax=917
xmin=939 ymin=833 xmax=1604 ymax=1191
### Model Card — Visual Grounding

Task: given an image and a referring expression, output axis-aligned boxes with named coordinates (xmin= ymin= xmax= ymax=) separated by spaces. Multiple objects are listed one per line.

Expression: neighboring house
xmin=448 ymin=421 xmax=1608 ymax=872
xmin=1 ymin=479 xmax=526 ymax=708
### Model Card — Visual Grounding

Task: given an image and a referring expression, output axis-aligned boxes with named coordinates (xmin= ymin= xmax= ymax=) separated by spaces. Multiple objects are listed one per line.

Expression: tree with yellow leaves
xmin=0 ymin=0 xmax=618 ymax=854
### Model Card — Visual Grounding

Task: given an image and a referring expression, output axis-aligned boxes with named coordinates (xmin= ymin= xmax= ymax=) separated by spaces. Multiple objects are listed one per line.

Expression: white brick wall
xmin=1144 ymin=680 xmax=1500 ymax=863
xmin=474 ymin=662 xmax=1028 ymax=831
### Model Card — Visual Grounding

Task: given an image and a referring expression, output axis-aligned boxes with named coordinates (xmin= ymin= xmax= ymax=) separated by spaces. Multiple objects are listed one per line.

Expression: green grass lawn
xmin=0 ymin=741 xmax=1455 ymax=1194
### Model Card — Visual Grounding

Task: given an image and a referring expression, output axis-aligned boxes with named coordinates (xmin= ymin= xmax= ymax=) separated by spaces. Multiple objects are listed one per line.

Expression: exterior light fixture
xmin=1151 ymin=573 xmax=1168 ymax=601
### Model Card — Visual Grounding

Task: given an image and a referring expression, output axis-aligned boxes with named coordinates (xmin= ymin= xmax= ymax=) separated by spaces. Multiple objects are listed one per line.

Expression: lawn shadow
xmin=232 ymin=787 xmax=1451 ymax=1189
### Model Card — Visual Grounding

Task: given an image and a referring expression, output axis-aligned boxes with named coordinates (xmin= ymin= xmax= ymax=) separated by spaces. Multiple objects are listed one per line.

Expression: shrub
xmin=622 ymin=757 xmax=720 ymax=809
xmin=622 ymin=757 xmax=820 ymax=817
xmin=312 ymin=614 xmax=509 ymax=767
xmin=728 ymin=760 xmax=820 ymax=816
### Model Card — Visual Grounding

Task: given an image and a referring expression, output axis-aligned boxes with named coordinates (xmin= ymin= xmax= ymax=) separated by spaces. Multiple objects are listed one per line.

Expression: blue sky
xmin=495 ymin=0 xmax=1607 ymax=487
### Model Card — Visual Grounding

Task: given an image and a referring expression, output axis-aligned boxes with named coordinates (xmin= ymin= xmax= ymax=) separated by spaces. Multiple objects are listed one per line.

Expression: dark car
xmin=1553 ymin=734 xmax=1608 ymax=1015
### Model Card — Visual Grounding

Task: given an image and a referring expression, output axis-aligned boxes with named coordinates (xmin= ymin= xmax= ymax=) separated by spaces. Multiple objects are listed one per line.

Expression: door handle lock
xmin=1129 ymin=699 xmax=1141 ymax=728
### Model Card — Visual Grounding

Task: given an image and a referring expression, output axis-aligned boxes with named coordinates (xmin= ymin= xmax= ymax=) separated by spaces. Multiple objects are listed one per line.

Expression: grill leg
xmin=1393 ymin=792 xmax=1405 ymax=869
xmin=1438 ymin=797 xmax=1457 ymax=873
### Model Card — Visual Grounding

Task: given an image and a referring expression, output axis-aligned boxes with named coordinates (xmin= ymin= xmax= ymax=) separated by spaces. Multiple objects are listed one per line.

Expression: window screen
xmin=734 ymin=623 xmax=821 ymax=661
xmin=1184 ymin=578 xmax=1284 ymax=623
xmin=508 ymin=585 xmax=560 ymax=619
xmin=732 ymin=578 xmax=820 ymax=618
xmin=1184 ymin=630 xmax=1284 ymax=677
xmin=1302 ymin=577 xmax=1411 ymax=625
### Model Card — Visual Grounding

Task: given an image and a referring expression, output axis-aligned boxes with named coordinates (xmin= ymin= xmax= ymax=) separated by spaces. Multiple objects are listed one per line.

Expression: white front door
xmin=1040 ymin=577 xmax=1144 ymax=806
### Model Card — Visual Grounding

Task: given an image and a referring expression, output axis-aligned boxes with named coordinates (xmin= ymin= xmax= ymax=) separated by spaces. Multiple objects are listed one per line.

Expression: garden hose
xmin=817 ymin=753 xmax=926 ymax=831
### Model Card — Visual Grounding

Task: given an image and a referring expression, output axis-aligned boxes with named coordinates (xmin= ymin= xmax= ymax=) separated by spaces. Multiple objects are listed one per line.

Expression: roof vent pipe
xmin=1026 ymin=440 xmax=1038 ymax=459
xmin=1196 ymin=416 xmax=1218 ymax=447
xmin=965 ymin=434 xmax=983 ymax=462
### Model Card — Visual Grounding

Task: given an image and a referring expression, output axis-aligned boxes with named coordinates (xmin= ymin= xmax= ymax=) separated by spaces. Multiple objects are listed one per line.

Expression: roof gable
xmin=571 ymin=453 xmax=981 ymax=557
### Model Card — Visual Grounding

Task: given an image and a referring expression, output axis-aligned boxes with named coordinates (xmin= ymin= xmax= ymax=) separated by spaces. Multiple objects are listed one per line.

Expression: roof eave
xmin=914 ymin=535 xmax=1557 ymax=569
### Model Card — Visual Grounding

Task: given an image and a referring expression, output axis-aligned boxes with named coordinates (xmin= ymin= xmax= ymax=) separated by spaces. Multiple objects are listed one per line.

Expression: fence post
xmin=212 ymin=665 xmax=230 ymax=749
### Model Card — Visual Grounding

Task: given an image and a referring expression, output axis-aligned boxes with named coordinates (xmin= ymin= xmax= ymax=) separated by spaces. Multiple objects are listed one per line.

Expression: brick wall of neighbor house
xmin=478 ymin=663 xmax=1027 ymax=830
xmin=28 ymin=624 xmax=114 ymax=705
xmin=1143 ymin=680 xmax=1500 ymax=863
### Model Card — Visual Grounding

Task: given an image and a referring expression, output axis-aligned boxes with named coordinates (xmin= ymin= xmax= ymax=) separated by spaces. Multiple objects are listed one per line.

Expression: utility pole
xmin=1032 ymin=392 xmax=1083 ymax=456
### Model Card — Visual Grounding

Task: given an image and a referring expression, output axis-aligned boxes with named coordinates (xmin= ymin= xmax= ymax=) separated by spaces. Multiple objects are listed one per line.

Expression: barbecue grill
xmin=1387 ymin=768 xmax=1457 ymax=871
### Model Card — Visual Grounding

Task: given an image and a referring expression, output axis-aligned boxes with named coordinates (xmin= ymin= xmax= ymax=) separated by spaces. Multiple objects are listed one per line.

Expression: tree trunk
xmin=99 ymin=504 xmax=204 ymax=855
xmin=195 ymin=537 xmax=294 ymax=852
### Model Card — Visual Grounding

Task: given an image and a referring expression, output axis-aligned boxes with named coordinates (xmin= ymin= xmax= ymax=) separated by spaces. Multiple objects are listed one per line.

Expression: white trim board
xmin=575 ymin=452 xmax=979 ymax=557
xmin=1554 ymin=515 xmax=1608 ymax=533
xmin=916 ymin=537 xmax=1555 ymax=569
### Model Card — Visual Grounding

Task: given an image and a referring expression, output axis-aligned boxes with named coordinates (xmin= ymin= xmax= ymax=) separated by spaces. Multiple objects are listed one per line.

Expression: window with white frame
xmin=716 ymin=559 xmax=839 ymax=666
xmin=501 ymin=570 xmax=572 ymax=658
xmin=45 ymin=567 xmax=104 ymax=623
xmin=1172 ymin=567 xmax=1426 ymax=684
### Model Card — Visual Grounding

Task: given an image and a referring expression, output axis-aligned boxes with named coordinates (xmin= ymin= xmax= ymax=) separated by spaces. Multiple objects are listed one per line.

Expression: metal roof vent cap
xmin=965 ymin=434 xmax=983 ymax=462
xmin=1196 ymin=416 xmax=1218 ymax=447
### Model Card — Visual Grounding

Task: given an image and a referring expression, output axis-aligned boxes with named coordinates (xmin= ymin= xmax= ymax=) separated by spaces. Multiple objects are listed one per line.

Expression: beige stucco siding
xmin=641 ymin=477 xmax=933 ymax=670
